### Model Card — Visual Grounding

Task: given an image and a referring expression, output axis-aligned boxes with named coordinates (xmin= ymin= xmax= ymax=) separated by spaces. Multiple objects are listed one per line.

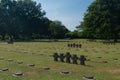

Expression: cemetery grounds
xmin=0 ymin=39 xmax=120 ymax=80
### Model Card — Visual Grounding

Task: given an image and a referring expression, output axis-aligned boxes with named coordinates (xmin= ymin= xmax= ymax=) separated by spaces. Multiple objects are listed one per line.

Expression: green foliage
xmin=49 ymin=20 xmax=69 ymax=39
xmin=0 ymin=0 xmax=69 ymax=40
xmin=77 ymin=0 xmax=120 ymax=41
xmin=65 ymin=30 xmax=81 ymax=39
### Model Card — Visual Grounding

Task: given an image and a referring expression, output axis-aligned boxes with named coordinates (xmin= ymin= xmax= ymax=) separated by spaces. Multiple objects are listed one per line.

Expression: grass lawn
xmin=0 ymin=39 xmax=120 ymax=80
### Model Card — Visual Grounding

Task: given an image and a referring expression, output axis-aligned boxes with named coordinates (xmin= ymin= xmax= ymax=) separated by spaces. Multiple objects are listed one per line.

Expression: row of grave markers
xmin=0 ymin=57 xmax=95 ymax=80
xmin=53 ymin=52 xmax=86 ymax=65
xmin=0 ymin=57 xmax=51 ymax=76
xmin=67 ymin=43 xmax=82 ymax=48
xmin=103 ymin=42 xmax=116 ymax=45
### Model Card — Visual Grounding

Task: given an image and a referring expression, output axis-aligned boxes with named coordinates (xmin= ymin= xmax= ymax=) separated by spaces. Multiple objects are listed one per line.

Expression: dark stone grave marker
xmin=71 ymin=54 xmax=78 ymax=64
xmin=53 ymin=53 xmax=59 ymax=61
xmin=113 ymin=58 xmax=118 ymax=60
xmin=60 ymin=71 xmax=69 ymax=74
xmin=40 ymin=54 xmax=44 ymax=55
xmin=59 ymin=53 xmax=65 ymax=62
xmin=79 ymin=55 xmax=86 ymax=65
xmin=43 ymin=67 xmax=50 ymax=70
xmin=103 ymin=61 xmax=108 ymax=63
xmin=0 ymin=68 xmax=9 ymax=71
xmin=13 ymin=72 xmax=23 ymax=76
xmin=7 ymin=59 xmax=14 ymax=62
xmin=17 ymin=61 xmax=23 ymax=64
xmin=83 ymin=75 xmax=94 ymax=80
xmin=28 ymin=64 xmax=35 ymax=67
xmin=65 ymin=52 xmax=71 ymax=63
xmin=0 ymin=57 xmax=4 ymax=60
xmin=97 ymin=57 xmax=102 ymax=59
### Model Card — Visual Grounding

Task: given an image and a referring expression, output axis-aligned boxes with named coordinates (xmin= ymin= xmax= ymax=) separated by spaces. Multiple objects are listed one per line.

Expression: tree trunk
xmin=1 ymin=34 xmax=5 ymax=40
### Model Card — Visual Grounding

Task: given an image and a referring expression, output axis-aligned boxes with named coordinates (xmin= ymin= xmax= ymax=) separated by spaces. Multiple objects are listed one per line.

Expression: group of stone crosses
xmin=53 ymin=52 xmax=86 ymax=65
xmin=67 ymin=43 xmax=82 ymax=48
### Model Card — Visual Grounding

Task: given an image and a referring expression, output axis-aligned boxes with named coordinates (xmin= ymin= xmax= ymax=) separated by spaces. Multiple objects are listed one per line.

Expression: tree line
xmin=0 ymin=0 xmax=120 ymax=41
xmin=0 ymin=0 xmax=69 ymax=41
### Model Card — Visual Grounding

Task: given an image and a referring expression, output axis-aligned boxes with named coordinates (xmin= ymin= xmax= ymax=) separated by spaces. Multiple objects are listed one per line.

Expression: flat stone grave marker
xmin=0 ymin=57 xmax=4 ymax=60
xmin=31 ymin=52 xmax=36 ymax=54
xmin=113 ymin=58 xmax=118 ymax=60
xmin=103 ymin=61 xmax=108 ymax=63
xmin=13 ymin=72 xmax=23 ymax=76
xmin=7 ymin=59 xmax=14 ymax=62
xmin=0 ymin=68 xmax=9 ymax=71
xmin=43 ymin=67 xmax=50 ymax=70
xmin=60 ymin=71 xmax=70 ymax=74
xmin=97 ymin=57 xmax=102 ymax=59
xmin=40 ymin=54 xmax=44 ymax=55
xmin=83 ymin=75 xmax=94 ymax=80
xmin=17 ymin=61 xmax=23 ymax=64
xmin=28 ymin=64 xmax=35 ymax=67
xmin=105 ymin=52 xmax=109 ymax=53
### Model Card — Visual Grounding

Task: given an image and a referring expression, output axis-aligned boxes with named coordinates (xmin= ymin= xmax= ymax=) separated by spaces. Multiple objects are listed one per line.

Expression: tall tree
xmin=0 ymin=0 xmax=13 ymax=39
xmin=77 ymin=0 xmax=120 ymax=41
xmin=16 ymin=0 xmax=47 ymax=40
xmin=0 ymin=0 xmax=50 ymax=40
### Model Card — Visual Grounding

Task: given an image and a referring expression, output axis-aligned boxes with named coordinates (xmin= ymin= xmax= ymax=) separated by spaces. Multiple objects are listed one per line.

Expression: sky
xmin=34 ymin=0 xmax=94 ymax=31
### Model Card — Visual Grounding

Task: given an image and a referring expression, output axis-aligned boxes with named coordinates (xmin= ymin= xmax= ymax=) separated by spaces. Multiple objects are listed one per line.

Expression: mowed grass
xmin=0 ymin=39 xmax=120 ymax=80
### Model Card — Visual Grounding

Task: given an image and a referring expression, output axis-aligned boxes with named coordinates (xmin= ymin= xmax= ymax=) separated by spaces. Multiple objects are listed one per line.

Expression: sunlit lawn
xmin=0 ymin=39 xmax=120 ymax=80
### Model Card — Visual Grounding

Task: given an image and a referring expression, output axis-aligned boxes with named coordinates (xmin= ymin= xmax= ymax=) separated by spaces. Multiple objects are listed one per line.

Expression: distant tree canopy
xmin=0 ymin=0 xmax=69 ymax=41
xmin=49 ymin=20 xmax=69 ymax=39
xmin=77 ymin=0 xmax=120 ymax=42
